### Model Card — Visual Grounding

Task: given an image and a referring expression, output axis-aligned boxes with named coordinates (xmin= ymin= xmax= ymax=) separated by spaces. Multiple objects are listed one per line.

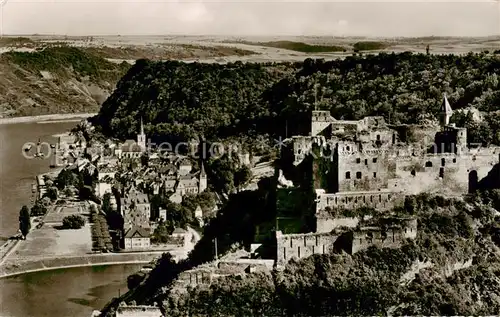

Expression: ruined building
xmin=275 ymin=217 xmax=417 ymax=266
xmin=288 ymin=93 xmax=500 ymax=233
xmin=273 ymin=94 xmax=500 ymax=265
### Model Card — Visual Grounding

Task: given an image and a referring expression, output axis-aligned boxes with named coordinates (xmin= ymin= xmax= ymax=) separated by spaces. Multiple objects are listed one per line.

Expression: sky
xmin=1 ymin=0 xmax=499 ymax=37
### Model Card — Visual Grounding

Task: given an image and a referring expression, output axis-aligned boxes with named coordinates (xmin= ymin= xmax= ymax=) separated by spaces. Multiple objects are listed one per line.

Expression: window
xmin=441 ymin=158 xmax=446 ymax=167
xmin=345 ymin=171 xmax=351 ymax=179
xmin=373 ymin=172 xmax=377 ymax=178
xmin=356 ymin=158 xmax=361 ymax=164
xmin=365 ymin=159 xmax=368 ymax=165
xmin=356 ymin=172 xmax=362 ymax=179
xmin=453 ymin=158 xmax=456 ymax=163
xmin=376 ymin=134 xmax=381 ymax=141
xmin=346 ymin=146 xmax=350 ymax=151
xmin=425 ymin=161 xmax=432 ymax=167
xmin=373 ymin=158 xmax=377 ymax=163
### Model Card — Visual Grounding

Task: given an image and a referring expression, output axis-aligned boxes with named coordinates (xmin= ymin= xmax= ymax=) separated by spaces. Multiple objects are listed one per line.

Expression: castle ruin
xmin=274 ymin=94 xmax=500 ymax=265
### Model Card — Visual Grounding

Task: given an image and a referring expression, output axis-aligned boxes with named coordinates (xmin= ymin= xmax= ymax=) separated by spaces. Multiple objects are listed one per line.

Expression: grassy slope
xmin=0 ymin=46 xmax=130 ymax=117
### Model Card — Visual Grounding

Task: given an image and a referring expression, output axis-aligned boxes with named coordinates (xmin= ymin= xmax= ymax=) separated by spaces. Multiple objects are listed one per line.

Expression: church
xmin=115 ymin=118 xmax=147 ymax=159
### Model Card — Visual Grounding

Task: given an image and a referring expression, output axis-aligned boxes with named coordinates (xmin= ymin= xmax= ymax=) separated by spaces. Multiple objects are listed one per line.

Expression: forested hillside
xmin=159 ymin=193 xmax=500 ymax=316
xmin=95 ymin=52 xmax=500 ymax=145
xmin=100 ymin=191 xmax=500 ymax=316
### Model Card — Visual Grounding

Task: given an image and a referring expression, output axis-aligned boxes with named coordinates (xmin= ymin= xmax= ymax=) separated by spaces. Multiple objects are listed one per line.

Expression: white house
xmin=159 ymin=208 xmax=167 ymax=222
xmin=195 ymin=205 xmax=204 ymax=226
xmin=124 ymin=226 xmax=151 ymax=250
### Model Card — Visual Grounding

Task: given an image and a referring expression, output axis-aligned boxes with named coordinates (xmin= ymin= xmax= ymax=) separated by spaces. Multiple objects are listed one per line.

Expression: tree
xmin=127 ymin=272 xmax=146 ymax=290
xmin=31 ymin=200 xmax=48 ymax=216
xmin=234 ymin=165 xmax=252 ymax=192
xmin=44 ymin=187 xmax=58 ymax=201
xmin=63 ymin=187 xmax=73 ymax=197
xmin=19 ymin=205 xmax=31 ymax=238
xmin=55 ymin=169 xmax=78 ymax=190
xmin=62 ymin=214 xmax=86 ymax=229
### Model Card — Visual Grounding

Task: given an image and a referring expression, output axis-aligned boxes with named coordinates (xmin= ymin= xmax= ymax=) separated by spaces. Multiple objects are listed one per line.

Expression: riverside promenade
xmin=0 ymin=250 xmax=187 ymax=278
xmin=0 ymin=200 xmax=190 ymax=279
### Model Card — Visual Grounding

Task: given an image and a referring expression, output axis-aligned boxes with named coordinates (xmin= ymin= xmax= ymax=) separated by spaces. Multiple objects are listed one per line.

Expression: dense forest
xmin=94 ymin=52 xmax=500 ymax=146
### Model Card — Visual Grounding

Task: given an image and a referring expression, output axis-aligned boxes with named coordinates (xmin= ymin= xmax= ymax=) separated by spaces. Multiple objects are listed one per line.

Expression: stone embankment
xmin=0 ymin=250 xmax=187 ymax=278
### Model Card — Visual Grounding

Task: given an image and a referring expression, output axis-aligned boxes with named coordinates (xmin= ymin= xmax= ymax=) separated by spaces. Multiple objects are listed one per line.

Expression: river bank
xmin=0 ymin=113 xmax=97 ymax=125
xmin=0 ymin=251 xmax=181 ymax=279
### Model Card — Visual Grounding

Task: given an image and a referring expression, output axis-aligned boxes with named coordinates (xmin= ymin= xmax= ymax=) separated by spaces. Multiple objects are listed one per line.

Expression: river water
xmin=0 ymin=121 xmax=140 ymax=317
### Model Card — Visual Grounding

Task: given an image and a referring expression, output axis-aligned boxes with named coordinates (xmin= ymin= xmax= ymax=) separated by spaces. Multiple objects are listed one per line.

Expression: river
xmin=0 ymin=121 xmax=140 ymax=317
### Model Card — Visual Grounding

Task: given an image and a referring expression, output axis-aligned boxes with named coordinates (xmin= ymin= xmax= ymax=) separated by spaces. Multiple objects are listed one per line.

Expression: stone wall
xmin=116 ymin=306 xmax=162 ymax=317
xmin=336 ymin=141 xmax=392 ymax=192
xmin=177 ymin=269 xmax=213 ymax=287
xmin=316 ymin=190 xmax=405 ymax=213
xmin=216 ymin=259 xmax=274 ymax=274
xmin=348 ymin=219 xmax=417 ymax=254
xmin=276 ymin=218 xmax=417 ymax=263
xmin=316 ymin=216 xmax=360 ymax=233
xmin=391 ymin=151 xmax=500 ymax=195
xmin=276 ymin=230 xmax=339 ymax=265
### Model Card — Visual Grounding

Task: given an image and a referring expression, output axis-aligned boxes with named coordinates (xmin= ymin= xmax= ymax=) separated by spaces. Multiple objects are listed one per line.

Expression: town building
xmin=96 ymin=166 xmax=116 ymax=198
xmin=124 ymin=226 xmax=151 ymax=250
xmin=162 ymin=161 xmax=208 ymax=204
xmin=115 ymin=118 xmax=147 ymax=159
xmin=120 ymin=186 xmax=151 ymax=230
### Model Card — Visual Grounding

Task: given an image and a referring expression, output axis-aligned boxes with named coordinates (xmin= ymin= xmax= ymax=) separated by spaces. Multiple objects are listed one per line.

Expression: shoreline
xmin=0 ymin=260 xmax=151 ymax=279
xmin=0 ymin=113 xmax=97 ymax=125
xmin=0 ymin=251 xmax=181 ymax=279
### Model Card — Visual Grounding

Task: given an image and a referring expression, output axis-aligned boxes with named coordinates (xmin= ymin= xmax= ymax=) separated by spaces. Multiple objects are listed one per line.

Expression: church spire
xmin=140 ymin=117 xmax=144 ymax=135
xmin=200 ymin=161 xmax=206 ymax=177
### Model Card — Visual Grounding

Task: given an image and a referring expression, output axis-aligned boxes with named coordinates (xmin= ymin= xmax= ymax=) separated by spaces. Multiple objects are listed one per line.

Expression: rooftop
xmin=124 ymin=226 xmax=150 ymax=238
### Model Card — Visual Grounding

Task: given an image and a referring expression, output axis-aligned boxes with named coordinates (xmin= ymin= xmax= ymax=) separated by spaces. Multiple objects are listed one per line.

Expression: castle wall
xmin=276 ymin=231 xmax=339 ymax=265
xmin=311 ymin=111 xmax=334 ymax=136
xmin=217 ymin=260 xmax=273 ymax=274
xmin=392 ymin=152 xmax=499 ymax=195
xmin=336 ymin=142 xmax=392 ymax=192
xmin=349 ymin=223 xmax=417 ymax=254
xmin=116 ymin=306 xmax=162 ymax=317
xmin=293 ymin=136 xmax=314 ymax=164
xmin=392 ymin=124 xmax=441 ymax=144
xmin=316 ymin=191 xmax=405 ymax=213
xmin=177 ymin=269 xmax=212 ymax=287
xmin=316 ymin=216 xmax=359 ymax=233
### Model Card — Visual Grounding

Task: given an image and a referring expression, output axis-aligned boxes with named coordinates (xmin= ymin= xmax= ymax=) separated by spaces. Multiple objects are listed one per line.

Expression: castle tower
xmin=137 ymin=117 xmax=146 ymax=151
xmin=311 ymin=110 xmax=332 ymax=136
xmin=441 ymin=93 xmax=453 ymax=127
xmin=199 ymin=162 xmax=207 ymax=193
